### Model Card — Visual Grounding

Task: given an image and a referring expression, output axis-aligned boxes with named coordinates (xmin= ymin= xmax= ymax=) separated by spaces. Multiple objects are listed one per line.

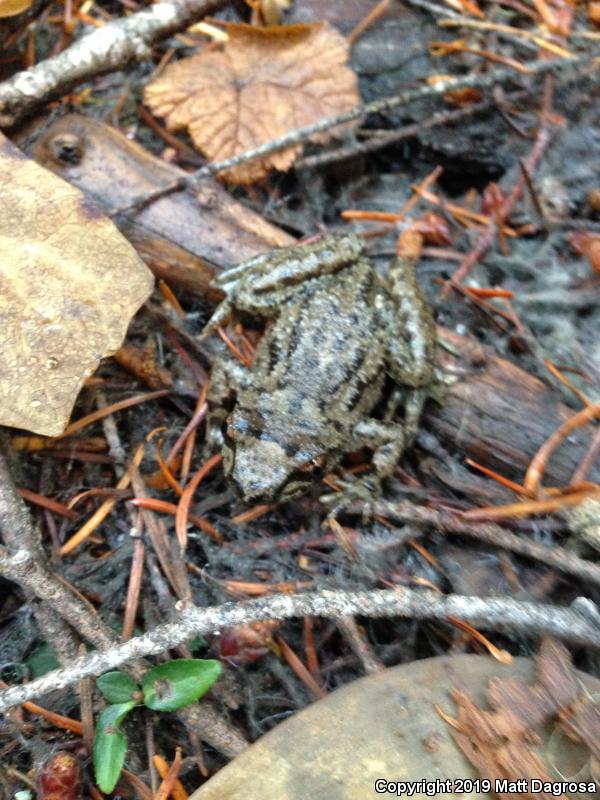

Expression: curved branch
xmin=1 ymin=586 xmax=599 ymax=711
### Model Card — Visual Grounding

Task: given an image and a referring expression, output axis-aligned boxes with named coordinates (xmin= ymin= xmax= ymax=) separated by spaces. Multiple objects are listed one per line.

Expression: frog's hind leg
xmin=320 ymin=389 xmax=430 ymax=520
xmin=213 ymin=233 xmax=364 ymax=295
xmin=386 ymin=250 xmax=436 ymax=389
xmin=354 ymin=417 xmax=409 ymax=484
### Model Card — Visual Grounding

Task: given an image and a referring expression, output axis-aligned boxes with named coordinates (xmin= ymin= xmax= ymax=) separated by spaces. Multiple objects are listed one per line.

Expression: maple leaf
xmin=144 ymin=22 xmax=360 ymax=183
xmin=0 ymin=134 xmax=153 ymax=436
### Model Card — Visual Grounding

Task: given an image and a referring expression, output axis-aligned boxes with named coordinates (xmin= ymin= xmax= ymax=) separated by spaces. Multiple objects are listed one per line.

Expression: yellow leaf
xmin=144 ymin=22 xmax=360 ymax=184
xmin=0 ymin=134 xmax=154 ymax=436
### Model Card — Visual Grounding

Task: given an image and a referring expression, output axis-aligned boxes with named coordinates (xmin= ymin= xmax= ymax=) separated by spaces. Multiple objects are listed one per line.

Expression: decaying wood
xmin=430 ymin=330 xmax=600 ymax=487
xmin=29 ymin=115 xmax=598 ymax=490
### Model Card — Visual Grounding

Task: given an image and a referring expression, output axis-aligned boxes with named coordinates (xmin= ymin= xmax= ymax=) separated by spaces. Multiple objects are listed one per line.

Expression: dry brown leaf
xmin=0 ymin=135 xmax=154 ymax=436
xmin=144 ymin=22 xmax=360 ymax=183
xmin=0 ymin=0 xmax=32 ymax=17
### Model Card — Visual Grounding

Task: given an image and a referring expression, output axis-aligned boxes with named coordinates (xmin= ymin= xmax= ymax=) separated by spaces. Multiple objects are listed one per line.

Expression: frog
xmin=201 ymin=232 xmax=436 ymax=514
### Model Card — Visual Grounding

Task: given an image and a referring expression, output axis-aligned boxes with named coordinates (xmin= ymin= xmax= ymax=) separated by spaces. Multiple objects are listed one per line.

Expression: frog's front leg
xmin=204 ymin=355 xmax=250 ymax=453
xmin=320 ymin=418 xmax=407 ymax=519
xmin=386 ymin=386 xmax=429 ymax=450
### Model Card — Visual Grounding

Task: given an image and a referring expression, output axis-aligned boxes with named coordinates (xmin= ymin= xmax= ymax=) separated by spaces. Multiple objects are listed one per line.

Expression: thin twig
xmin=178 ymin=702 xmax=248 ymax=758
xmin=373 ymin=500 xmax=600 ymax=588
xmin=336 ymin=615 xmax=384 ymax=674
xmin=296 ymin=100 xmax=493 ymax=170
xmin=406 ymin=0 xmax=555 ymax=54
xmin=0 ymin=439 xmax=85 ymax=671
xmin=79 ymin=644 xmax=95 ymax=753
xmin=0 ymin=546 xmax=118 ymax=651
xmin=0 ymin=446 xmax=245 ymax=755
xmin=445 ymin=80 xmax=553 ymax=290
xmin=186 ymin=54 xmax=593 ymax=184
xmin=0 ymin=443 xmax=122 ymax=652
xmin=1 ymin=587 xmax=599 ymax=711
xmin=347 ymin=0 xmax=392 ymax=46
xmin=112 ymin=51 xmax=598 ymax=217
xmin=571 ymin=428 xmax=600 ymax=486
xmin=0 ymin=438 xmax=45 ymax=558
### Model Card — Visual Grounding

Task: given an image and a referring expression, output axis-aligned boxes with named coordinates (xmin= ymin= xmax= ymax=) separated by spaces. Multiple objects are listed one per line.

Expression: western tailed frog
xmin=201 ymin=233 xmax=436 ymax=511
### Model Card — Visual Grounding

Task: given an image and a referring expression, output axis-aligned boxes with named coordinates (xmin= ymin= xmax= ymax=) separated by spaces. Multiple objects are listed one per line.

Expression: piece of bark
xmin=29 ymin=116 xmax=598 ymax=489
xmin=430 ymin=329 xmax=600 ymax=487
xmin=31 ymin=115 xmax=294 ymax=299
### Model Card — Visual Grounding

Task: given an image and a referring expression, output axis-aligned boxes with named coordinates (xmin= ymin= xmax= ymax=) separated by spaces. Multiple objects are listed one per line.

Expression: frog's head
xmin=222 ymin=406 xmax=327 ymax=504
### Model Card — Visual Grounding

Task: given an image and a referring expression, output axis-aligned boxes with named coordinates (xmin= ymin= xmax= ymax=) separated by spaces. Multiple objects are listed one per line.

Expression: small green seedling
xmin=94 ymin=659 xmax=221 ymax=793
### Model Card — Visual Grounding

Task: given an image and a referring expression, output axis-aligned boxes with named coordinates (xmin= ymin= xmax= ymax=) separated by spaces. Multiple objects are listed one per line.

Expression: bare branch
xmin=0 ymin=439 xmax=248 ymax=756
xmin=0 ymin=436 xmax=44 ymax=557
xmin=336 ymin=615 xmax=384 ymax=674
xmin=0 ymin=442 xmax=118 ymax=651
xmin=115 ymin=52 xmax=599 ymax=216
xmin=404 ymin=0 xmax=541 ymax=53
xmin=0 ymin=0 xmax=229 ymax=127
xmin=0 ymin=546 xmax=118 ymax=651
xmin=1 ymin=588 xmax=599 ymax=711
xmin=369 ymin=500 xmax=600 ymax=588
xmin=295 ymin=101 xmax=493 ymax=170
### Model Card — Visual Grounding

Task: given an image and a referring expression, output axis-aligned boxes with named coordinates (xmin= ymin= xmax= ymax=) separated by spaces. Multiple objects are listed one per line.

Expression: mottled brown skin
xmin=202 ymin=233 xmax=436 ymax=508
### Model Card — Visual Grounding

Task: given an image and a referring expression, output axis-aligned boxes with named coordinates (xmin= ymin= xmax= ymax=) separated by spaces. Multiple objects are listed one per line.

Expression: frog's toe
xmin=200 ymin=300 xmax=233 ymax=338
xmin=319 ymin=477 xmax=380 ymax=522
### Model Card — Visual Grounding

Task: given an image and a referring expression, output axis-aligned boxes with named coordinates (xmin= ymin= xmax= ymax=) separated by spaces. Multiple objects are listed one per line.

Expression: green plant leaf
xmin=97 ymin=671 xmax=141 ymax=704
xmin=26 ymin=642 xmax=60 ymax=679
xmin=141 ymin=659 xmax=221 ymax=712
xmin=93 ymin=701 xmax=136 ymax=793
xmin=188 ymin=635 xmax=208 ymax=653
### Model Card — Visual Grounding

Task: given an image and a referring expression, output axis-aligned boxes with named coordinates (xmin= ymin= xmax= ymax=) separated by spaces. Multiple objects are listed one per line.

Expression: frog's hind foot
xmin=319 ymin=475 xmax=382 ymax=525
